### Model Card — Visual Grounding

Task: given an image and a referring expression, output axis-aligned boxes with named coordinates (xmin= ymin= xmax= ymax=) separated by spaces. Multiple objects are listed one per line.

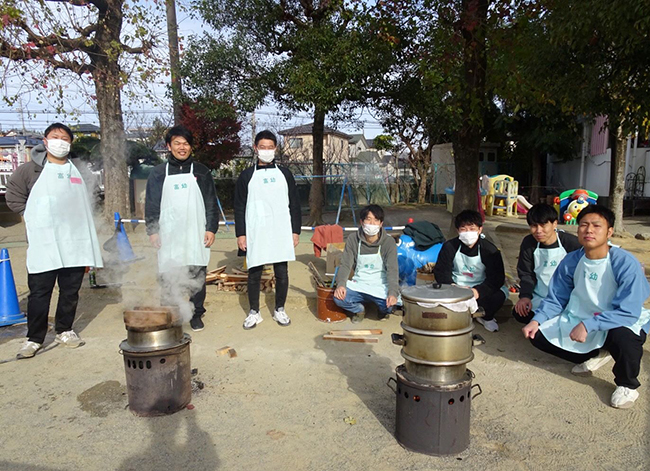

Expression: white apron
xmin=531 ymin=234 xmax=567 ymax=311
xmin=245 ymin=164 xmax=295 ymax=268
xmin=539 ymin=253 xmax=614 ymax=353
xmin=346 ymin=241 xmax=389 ymax=299
xmin=452 ymin=241 xmax=509 ymax=296
xmin=158 ymin=163 xmax=210 ymax=273
xmin=23 ymin=161 xmax=103 ymax=274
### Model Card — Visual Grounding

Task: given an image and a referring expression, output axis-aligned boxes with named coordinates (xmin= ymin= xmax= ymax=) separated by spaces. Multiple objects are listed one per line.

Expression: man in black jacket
xmin=234 ymin=130 xmax=301 ymax=330
xmin=434 ymin=210 xmax=507 ymax=332
xmin=145 ymin=125 xmax=219 ymax=331
xmin=514 ymin=203 xmax=581 ymax=323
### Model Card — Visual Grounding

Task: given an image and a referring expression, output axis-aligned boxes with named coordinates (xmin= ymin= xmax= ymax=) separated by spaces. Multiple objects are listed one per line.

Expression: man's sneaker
xmin=476 ymin=317 xmax=499 ymax=332
xmin=190 ymin=316 xmax=205 ymax=332
xmin=16 ymin=341 xmax=42 ymax=359
xmin=610 ymin=386 xmax=639 ymax=409
xmin=54 ymin=330 xmax=85 ymax=348
xmin=243 ymin=310 xmax=263 ymax=330
xmin=377 ymin=313 xmax=390 ymax=322
xmin=272 ymin=307 xmax=291 ymax=326
xmin=571 ymin=350 xmax=612 ymax=376
xmin=351 ymin=311 xmax=365 ymax=324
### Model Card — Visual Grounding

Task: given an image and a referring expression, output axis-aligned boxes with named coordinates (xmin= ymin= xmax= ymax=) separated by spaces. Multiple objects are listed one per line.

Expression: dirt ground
xmin=1 ymin=204 xmax=650 ymax=471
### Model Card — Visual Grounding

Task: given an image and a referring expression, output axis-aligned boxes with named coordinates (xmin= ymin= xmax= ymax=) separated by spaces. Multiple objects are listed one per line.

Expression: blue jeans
xmin=333 ymin=287 xmax=391 ymax=316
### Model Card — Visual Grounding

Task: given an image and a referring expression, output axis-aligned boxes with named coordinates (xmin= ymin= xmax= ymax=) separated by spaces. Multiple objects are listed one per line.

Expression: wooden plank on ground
xmin=323 ymin=334 xmax=379 ymax=343
xmin=328 ymin=329 xmax=383 ymax=336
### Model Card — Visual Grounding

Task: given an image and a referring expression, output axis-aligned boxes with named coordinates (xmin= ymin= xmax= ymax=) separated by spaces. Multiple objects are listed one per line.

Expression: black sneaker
xmin=190 ymin=316 xmax=205 ymax=332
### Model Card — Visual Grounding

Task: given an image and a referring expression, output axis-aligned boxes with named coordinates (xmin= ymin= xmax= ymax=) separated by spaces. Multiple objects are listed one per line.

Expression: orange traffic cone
xmin=0 ymin=248 xmax=26 ymax=327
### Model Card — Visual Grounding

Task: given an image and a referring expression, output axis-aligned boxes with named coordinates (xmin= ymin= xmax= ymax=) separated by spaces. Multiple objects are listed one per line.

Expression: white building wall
xmin=546 ymin=149 xmax=611 ymax=197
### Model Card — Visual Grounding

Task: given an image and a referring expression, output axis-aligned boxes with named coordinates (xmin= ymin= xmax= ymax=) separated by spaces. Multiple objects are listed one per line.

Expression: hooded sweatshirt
xmin=5 ymin=143 xmax=99 ymax=214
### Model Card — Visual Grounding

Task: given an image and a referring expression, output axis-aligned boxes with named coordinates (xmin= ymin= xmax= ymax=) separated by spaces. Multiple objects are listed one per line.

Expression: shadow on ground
xmin=116 ymin=410 xmax=220 ymax=471
xmin=314 ymin=334 xmax=396 ymax=435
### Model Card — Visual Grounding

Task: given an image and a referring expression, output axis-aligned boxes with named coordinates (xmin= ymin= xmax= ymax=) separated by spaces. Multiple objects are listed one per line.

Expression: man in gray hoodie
xmin=333 ymin=204 xmax=399 ymax=323
xmin=6 ymin=123 xmax=103 ymax=359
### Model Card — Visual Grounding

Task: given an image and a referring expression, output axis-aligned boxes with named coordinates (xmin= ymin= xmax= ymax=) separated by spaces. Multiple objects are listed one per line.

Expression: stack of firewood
xmin=206 ymin=266 xmax=276 ymax=293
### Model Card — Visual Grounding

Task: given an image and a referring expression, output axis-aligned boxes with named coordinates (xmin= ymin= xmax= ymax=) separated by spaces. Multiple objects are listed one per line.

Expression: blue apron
xmin=452 ymin=240 xmax=509 ymax=297
xmin=539 ymin=253 xmax=614 ymax=353
xmin=531 ymin=234 xmax=567 ymax=311
xmin=346 ymin=241 xmax=389 ymax=299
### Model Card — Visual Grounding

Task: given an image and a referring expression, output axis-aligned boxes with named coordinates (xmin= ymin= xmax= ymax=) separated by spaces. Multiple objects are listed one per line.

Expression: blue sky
xmin=0 ymin=0 xmax=384 ymax=142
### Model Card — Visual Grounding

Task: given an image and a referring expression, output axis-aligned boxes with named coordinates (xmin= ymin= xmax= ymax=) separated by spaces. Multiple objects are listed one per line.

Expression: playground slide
xmin=516 ymin=195 xmax=533 ymax=214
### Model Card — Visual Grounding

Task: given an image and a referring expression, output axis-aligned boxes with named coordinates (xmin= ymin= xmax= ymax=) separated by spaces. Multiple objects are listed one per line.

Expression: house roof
xmin=348 ymin=134 xmax=367 ymax=145
xmin=366 ymin=138 xmax=375 ymax=149
xmin=278 ymin=123 xmax=352 ymax=140
xmin=0 ymin=136 xmax=42 ymax=148
xmin=71 ymin=124 xmax=100 ymax=133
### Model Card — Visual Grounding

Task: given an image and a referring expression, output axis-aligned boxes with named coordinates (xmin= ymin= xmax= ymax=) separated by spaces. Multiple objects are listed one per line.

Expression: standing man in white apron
xmin=6 ymin=123 xmax=103 ymax=359
xmin=234 ymin=130 xmax=301 ymax=329
xmin=513 ymin=203 xmax=581 ymax=323
xmin=333 ymin=205 xmax=399 ymax=323
xmin=523 ymin=205 xmax=650 ymax=409
xmin=434 ymin=209 xmax=507 ymax=332
xmin=145 ymin=125 xmax=219 ymax=332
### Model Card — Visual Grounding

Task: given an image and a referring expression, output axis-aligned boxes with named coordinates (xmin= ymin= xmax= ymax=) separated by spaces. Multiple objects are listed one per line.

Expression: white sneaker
xmin=272 ymin=307 xmax=291 ymax=326
xmin=54 ymin=330 xmax=85 ymax=348
xmin=476 ymin=317 xmax=499 ymax=332
xmin=17 ymin=341 xmax=42 ymax=359
xmin=243 ymin=310 xmax=263 ymax=330
xmin=571 ymin=350 xmax=612 ymax=376
xmin=610 ymin=386 xmax=639 ymax=409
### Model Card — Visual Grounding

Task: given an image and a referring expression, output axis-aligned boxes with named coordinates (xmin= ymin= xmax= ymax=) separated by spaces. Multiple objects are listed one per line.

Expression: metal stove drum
xmin=120 ymin=306 xmax=192 ymax=417
xmin=390 ymin=283 xmax=483 ymax=455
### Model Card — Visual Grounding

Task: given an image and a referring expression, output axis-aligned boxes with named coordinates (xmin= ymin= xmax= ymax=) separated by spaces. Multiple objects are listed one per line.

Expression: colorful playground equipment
xmin=557 ymin=189 xmax=598 ymax=224
xmin=485 ymin=175 xmax=519 ymax=217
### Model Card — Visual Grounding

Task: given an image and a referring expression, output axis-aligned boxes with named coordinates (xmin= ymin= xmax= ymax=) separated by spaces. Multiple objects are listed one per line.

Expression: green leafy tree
xmin=499 ymin=0 xmax=650 ymax=233
xmin=0 ymin=0 xmax=164 ymax=217
xmin=182 ymin=0 xmax=386 ymax=224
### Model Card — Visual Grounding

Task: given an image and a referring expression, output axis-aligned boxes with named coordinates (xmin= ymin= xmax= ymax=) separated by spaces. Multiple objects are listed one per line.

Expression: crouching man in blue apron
xmin=523 ymin=205 xmax=650 ymax=409
xmin=513 ymin=203 xmax=581 ymax=324
xmin=234 ymin=130 xmax=301 ymax=330
xmin=145 ymin=125 xmax=219 ymax=332
xmin=6 ymin=123 xmax=103 ymax=359
xmin=333 ymin=205 xmax=399 ymax=323
xmin=434 ymin=210 xmax=507 ymax=332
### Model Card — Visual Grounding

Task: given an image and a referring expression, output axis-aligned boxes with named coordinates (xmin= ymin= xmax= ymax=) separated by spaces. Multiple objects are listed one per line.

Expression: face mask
xmin=258 ymin=149 xmax=275 ymax=163
xmin=363 ymin=224 xmax=381 ymax=236
xmin=459 ymin=231 xmax=479 ymax=247
xmin=46 ymin=139 xmax=71 ymax=158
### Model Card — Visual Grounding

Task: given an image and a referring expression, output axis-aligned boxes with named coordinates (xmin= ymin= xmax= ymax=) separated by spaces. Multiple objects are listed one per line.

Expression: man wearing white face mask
xmin=6 ymin=123 xmax=103 ymax=359
xmin=333 ymin=205 xmax=399 ymax=323
xmin=434 ymin=209 xmax=507 ymax=332
xmin=234 ymin=130 xmax=301 ymax=329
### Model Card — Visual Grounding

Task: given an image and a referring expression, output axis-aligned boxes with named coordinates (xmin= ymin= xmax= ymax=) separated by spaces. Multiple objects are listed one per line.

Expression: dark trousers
xmin=530 ymin=327 xmax=647 ymax=389
xmin=477 ymin=289 xmax=506 ymax=321
xmin=512 ymin=307 xmax=536 ymax=324
xmin=27 ymin=267 xmax=86 ymax=344
xmin=160 ymin=266 xmax=207 ymax=319
xmin=248 ymin=262 xmax=288 ymax=312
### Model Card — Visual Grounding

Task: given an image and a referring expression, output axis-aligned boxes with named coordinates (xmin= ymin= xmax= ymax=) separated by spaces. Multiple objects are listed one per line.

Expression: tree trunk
xmin=451 ymin=0 xmax=488 ymax=222
xmin=90 ymin=0 xmax=129 ymax=220
xmin=95 ymin=69 xmax=129 ymax=219
xmin=529 ymin=151 xmax=543 ymax=204
xmin=609 ymin=123 xmax=627 ymax=235
xmin=308 ymin=108 xmax=326 ymax=225
xmin=417 ymin=164 xmax=428 ymax=204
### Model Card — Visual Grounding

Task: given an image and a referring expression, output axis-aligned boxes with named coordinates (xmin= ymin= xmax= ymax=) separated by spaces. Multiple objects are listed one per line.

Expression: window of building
xmin=289 ymin=138 xmax=303 ymax=149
